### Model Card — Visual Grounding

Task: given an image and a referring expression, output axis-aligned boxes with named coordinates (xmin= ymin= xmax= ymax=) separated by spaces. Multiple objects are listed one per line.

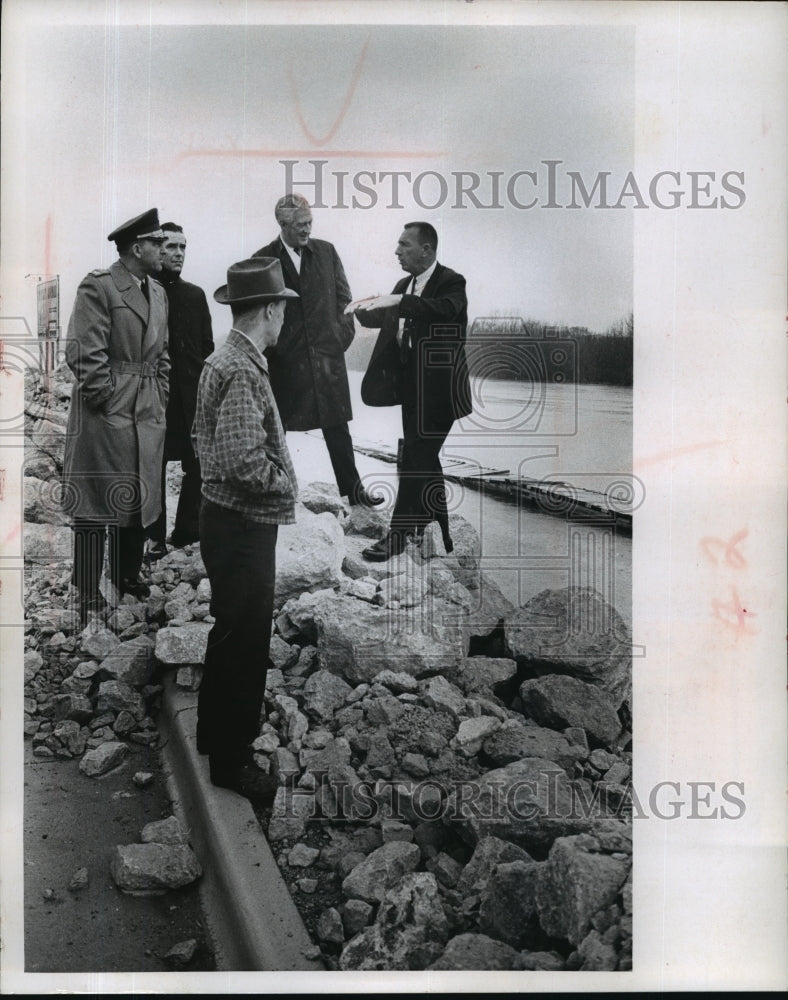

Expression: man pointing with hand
xmin=347 ymin=221 xmax=472 ymax=561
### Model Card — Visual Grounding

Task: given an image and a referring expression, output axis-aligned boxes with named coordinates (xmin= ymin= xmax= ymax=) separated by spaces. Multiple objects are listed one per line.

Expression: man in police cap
xmin=63 ymin=208 xmax=170 ymax=621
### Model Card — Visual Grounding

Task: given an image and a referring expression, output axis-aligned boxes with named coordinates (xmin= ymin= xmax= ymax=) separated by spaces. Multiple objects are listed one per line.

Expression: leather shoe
xmin=119 ymin=577 xmax=150 ymax=600
xmin=210 ymin=763 xmax=278 ymax=805
xmin=350 ymin=485 xmax=385 ymax=508
xmin=146 ymin=540 xmax=168 ymax=560
xmin=362 ymin=531 xmax=408 ymax=561
xmin=168 ymin=531 xmax=200 ymax=548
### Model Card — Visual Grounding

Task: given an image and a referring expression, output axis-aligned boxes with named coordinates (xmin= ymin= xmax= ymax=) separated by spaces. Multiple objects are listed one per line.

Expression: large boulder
xmin=99 ymin=636 xmax=156 ymax=686
xmin=30 ymin=417 xmax=65 ymax=470
xmin=140 ymin=816 xmax=188 ymax=845
xmin=95 ymin=680 xmax=145 ymax=718
xmin=24 ymin=448 xmax=60 ymax=481
xmin=482 ymin=718 xmax=588 ymax=770
xmin=344 ymin=504 xmax=389 ymax=539
xmin=79 ymin=742 xmax=129 ymax=777
xmin=297 ymin=482 xmax=346 ymax=518
xmin=24 ymin=476 xmax=70 ymax=525
xmin=444 ymin=514 xmax=482 ymax=588
xmin=24 ymin=523 xmax=72 ymax=562
xmin=267 ymin=788 xmax=316 ymax=841
xmin=339 ymin=872 xmax=448 ymax=970
xmin=456 ymin=836 xmax=534 ymax=897
xmin=276 ymin=510 xmax=345 ymax=605
xmin=277 ymin=590 xmax=466 ymax=684
xmin=302 ymin=670 xmax=353 ymax=722
xmin=454 ymin=656 xmax=517 ymax=696
xmin=110 ymin=842 xmax=202 ymax=895
xmin=519 ymin=674 xmax=621 ymax=747
xmin=155 ymin=624 xmax=211 ymax=666
xmin=504 ymin=586 xmax=631 ymax=708
xmin=534 ymin=830 xmax=631 ymax=946
xmin=341 ymin=841 xmax=420 ymax=904
xmin=444 ymin=757 xmax=594 ymax=851
xmin=51 ymin=693 xmax=93 ymax=724
xmin=429 ymin=933 xmax=527 ymax=971
xmin=478 ymin=859 xmax=542 ymax=948
xmin=451 ymin=715 xmax=502 ymax=757
xmin=80 ymin=627 xmax=120 ymax=660
xmin=29 ymin=607 xmax=80 ymax=633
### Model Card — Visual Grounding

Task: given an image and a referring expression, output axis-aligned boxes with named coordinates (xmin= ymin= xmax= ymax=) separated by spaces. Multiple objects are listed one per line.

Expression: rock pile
xmin=23 ymin=364 xmax=633 ymax=972
xmin=240 ymin=488 xmax=633 ymax=971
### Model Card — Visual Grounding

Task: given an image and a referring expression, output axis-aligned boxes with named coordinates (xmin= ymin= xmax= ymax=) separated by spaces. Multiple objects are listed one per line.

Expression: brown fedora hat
xmin=214 ymin=257 xmax=299 ymax=305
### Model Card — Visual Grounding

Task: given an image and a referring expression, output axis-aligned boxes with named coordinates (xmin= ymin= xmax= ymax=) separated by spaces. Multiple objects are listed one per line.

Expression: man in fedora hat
xmin=63 ymin=208 xmax=169 ymax=622
xmin=192 ymin=257 xmax=298 ymax=801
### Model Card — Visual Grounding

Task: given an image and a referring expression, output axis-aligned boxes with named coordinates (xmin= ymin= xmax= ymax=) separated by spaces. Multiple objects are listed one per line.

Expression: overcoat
xmin=358 ymin=262 xmax=472 ymax=424
xmin=252 ymin=236 xmax=355 ymax=431
xmin=159 ymin=275 xmax=213 ymax=459
xmin=63 ymin=260 xmax=169 ymax=527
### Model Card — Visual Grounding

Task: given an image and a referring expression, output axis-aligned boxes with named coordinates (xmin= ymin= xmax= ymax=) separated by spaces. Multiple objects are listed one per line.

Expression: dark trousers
xmin=148 ymin=447 xmax=202 ymax=544
xmin=196 ymin=500 xmax=278 ymax=771
xmin=321 ymin=422 xmax=362 ymax=498
xmin=389 ymin=399 xmax=454 ymax=548
xmin=71 ymin=522 xmax=145 ymax=598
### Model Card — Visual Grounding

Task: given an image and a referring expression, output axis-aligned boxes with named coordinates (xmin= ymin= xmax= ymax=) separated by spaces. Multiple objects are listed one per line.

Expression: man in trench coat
xmin=252 ymin=194 xmax=383 ymax=507
xmin=146 ymin=221 xmax=213 ymax=555
xmin=63 ymin=208 xmax=169 ymax=619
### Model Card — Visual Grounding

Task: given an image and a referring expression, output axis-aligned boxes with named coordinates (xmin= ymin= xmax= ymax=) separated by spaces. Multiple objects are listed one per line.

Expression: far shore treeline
xmin=345 ymin=313 xmax=634 ymax=387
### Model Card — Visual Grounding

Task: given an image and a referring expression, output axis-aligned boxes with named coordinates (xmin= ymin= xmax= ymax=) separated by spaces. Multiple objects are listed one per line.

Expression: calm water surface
xmin=344 ymin=372 xmax=632 ymax=626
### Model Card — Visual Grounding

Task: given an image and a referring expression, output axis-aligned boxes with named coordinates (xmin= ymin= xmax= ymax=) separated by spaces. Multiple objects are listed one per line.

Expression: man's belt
xmin=110 ymin=361 xmax=158 ymax=376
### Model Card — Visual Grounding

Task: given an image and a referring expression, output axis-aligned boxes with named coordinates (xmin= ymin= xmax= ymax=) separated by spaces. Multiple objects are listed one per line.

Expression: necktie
xmin=293 ymin=246 xmax=301 ymax=256
xmin=141 ymin=279 xmax=149 ymax=302
xmin=399 ymin=276 xmax=417 ymax=362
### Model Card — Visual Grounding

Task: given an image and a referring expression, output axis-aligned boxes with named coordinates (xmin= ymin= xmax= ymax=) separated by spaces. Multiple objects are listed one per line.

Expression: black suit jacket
xmin=252 ymin=236 xmax=355 ymax=431
xmin=358 ymin=262 xmax=472 ymax=425
xmin=161 ymin=276 xmax=214 ymax=457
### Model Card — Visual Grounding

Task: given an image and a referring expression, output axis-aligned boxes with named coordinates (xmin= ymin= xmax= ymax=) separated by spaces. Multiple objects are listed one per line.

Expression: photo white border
xmin=1 ymin=0 xmax=785 ymax=993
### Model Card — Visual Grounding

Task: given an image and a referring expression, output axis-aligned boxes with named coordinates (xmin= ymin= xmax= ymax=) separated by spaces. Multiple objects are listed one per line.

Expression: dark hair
xmin=404 ymin=221 xmax=438 ymax=252
xmin=161 ymin=222 xmax=184 ymax=233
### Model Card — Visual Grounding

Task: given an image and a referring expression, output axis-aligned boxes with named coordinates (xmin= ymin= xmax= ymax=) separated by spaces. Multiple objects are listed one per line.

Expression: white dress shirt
xmin=281 ymin=237 xmax=302 ymax=275
xmin=398 ymin=259 xmax=438 ymax=346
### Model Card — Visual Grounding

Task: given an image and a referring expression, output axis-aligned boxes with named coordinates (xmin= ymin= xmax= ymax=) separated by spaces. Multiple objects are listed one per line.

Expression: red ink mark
xmin=289 ymin=39 xmax=369 ymax=147
xmin=700 ymin=528 xmax=749 ymax=569
xmin=0 ymin=468 xmax=5 ymax=501
xmin=710 ymin=586 xmax=758 ymax=637
xmin=0 ymin=342 xmax=11 ymax=377
xmin=634 ymin=439 xmax=725 ymax=470
xmin=5 ymin=522 xmax=20 ymax=543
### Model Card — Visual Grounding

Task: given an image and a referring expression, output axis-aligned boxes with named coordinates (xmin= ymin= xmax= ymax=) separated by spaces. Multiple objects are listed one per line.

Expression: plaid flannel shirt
xmin=192 ymin=329 xmax=297 ymax=524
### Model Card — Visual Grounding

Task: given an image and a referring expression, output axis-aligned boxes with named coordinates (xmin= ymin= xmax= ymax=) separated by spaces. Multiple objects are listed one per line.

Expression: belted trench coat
xmin=62 ymin=260 xmax=169 ymax=527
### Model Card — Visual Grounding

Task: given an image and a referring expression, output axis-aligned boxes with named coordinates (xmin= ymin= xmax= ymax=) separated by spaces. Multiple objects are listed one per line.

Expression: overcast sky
xmin=13 ymin=19 xmax=633 ymax=337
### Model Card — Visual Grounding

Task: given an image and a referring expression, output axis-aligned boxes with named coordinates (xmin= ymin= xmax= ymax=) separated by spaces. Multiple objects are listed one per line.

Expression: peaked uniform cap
xmin=214 ymin=257 xmax=299 ymax=305
xmin=108 ymin=209 xmax=165 ymax=244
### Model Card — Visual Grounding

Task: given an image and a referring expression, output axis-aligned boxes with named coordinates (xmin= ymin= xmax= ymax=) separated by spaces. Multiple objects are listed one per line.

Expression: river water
xmin=334 ymin=372 xmax=633 ymax=628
